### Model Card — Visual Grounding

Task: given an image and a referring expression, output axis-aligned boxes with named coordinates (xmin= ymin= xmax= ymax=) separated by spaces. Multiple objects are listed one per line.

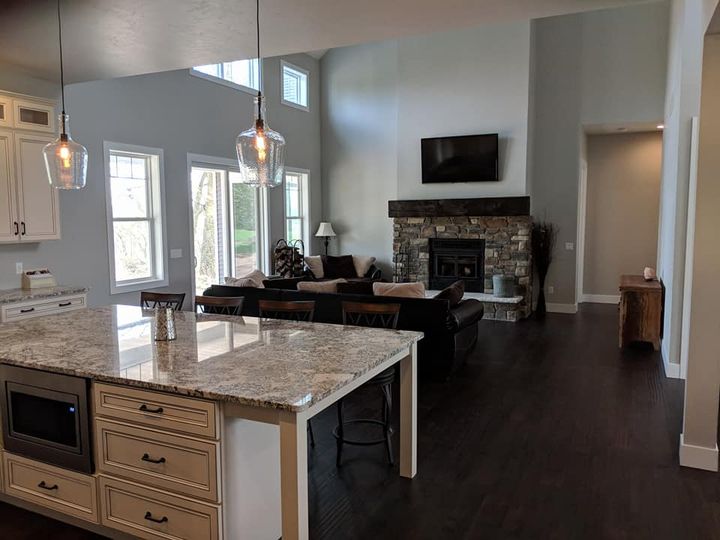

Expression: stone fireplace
xmin=390 ymin=197 xmax=533 ymax=321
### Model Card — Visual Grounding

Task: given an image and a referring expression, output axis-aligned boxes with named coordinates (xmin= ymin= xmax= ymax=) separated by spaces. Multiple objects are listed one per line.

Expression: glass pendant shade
xmin=43 ymin=114 xmax=88 ymax=190
xmin=236 ymin=96 xmax=285 ymax=187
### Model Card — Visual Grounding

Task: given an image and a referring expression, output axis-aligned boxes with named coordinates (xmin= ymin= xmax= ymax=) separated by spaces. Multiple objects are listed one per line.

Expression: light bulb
xmin=255 ymin=132 xmax=267 ymax=162
xmin=58 ymin=144 xmax=71 ymax=168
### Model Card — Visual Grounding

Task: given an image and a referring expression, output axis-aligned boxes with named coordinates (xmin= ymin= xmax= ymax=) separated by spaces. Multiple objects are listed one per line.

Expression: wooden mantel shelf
xmin=388 ymin=197 xmax=531 ymax=218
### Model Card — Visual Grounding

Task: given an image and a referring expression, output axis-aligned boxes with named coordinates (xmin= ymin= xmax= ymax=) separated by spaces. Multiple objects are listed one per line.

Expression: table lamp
xmin=315 ymin=222 xmax=336 ymax=255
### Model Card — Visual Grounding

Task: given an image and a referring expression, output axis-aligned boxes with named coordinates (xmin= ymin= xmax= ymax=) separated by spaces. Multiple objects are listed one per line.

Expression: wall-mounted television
xmin=421 ymin=133 xmax=499 ymax=183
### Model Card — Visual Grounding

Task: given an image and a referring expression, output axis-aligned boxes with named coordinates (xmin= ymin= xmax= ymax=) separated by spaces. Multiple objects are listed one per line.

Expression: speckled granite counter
xmin=0 ymin=305 xmax=422 ymax=412
xmin=0 ymin=285 xmax=88 ymax=304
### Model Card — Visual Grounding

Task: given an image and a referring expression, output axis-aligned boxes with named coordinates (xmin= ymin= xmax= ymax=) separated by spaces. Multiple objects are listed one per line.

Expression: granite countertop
xmin=0 ymin=305 xmax=422 ymax=412
xmin=0 ymin=286 xmax=89 ymax=305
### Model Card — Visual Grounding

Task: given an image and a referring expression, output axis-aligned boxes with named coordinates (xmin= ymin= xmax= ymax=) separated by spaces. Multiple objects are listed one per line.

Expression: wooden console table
xmin=619 ymin=275 xmax=662 ymax=350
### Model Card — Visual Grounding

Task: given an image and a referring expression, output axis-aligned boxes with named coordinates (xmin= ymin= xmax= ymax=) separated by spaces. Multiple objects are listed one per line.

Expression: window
xmin=281 ymin=61 xmax=309 ymax=110
xmin=189 ymin=158 xmax=270 ymax=295
xmin=284 ymin=169 xmax=310 ymax=247
xmin=104 ymin=142 xmax=167 ymax=294
xmin=191 ymin=59 xmax=261 ymax=94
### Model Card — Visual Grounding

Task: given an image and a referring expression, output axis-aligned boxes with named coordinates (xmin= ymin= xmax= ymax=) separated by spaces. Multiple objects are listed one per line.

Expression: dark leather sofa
xmin=202 ymin=284 xmax=484 ymax=379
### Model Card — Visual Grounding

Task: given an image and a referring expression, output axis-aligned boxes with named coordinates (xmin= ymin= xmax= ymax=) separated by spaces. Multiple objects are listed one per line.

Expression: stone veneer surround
xmin=393 ymin=215 xmax=533 ymax=321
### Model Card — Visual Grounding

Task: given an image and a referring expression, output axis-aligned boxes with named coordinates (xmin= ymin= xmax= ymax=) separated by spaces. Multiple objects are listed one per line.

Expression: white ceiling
xmin=0 ymin=0 xmax=653 ymax=84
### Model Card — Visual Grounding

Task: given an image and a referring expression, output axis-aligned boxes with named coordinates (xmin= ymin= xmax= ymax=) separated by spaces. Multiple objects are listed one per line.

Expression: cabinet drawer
xmin=94 ymin=382 xmax=218 ymax=439
xmin=99 ymin=476 xmax=221 ymax=540
xmin=1 ymin=294 xmax=86 ymax=322
xmin=3 ymin=452 xmax=98 ymax=523
xmin=96 ymin=419 xmax=220 ymax=502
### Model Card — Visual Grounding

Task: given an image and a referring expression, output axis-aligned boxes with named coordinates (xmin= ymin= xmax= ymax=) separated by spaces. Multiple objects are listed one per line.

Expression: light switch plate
xmin=548 ymin=286 xmax=555 ymax=294
xmin=565 ymin=242 xmax=575 ymax=251
xmin=15 ymin=262 xmax=22 ymax=274
xmin=170 ymin=249 xmax=183 ymax=259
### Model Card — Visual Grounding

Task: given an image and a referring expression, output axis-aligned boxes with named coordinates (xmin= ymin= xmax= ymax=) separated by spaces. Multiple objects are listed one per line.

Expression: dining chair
xmin=140 ymin=291 xmax=186 ymax=311
xmin=335 ymin=301 xmax=401 ymax=467
xmin=194 ymin=295 xmax=245 ymax=316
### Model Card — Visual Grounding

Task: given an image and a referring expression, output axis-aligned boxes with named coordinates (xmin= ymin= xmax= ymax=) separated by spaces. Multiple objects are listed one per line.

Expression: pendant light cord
xmin=256 ymin=0 xmax=263 ymax=121
xmin=56 ymin=0 xmax=67 ymax=132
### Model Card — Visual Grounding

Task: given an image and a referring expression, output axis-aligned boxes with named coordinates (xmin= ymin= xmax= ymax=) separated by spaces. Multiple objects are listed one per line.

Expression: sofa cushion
xmin=304 ymin=255 xmax=324 ymax=279
xmin=434 ymin=280 xmax=465 ymax=307
xmin=322 ymin=255 xmax=357 ymax=279
xmin=352 ymin=256 xmax=376 ymax=278
xmin=373 ymin=281 xmax=426 ymax=298
xmin=297 ymin=279 xmax=346 ymax=294
xmin=337 ymin=281 xmax=375 ymax=295
xmin=225 ymin=269 xmax=266 ymax=288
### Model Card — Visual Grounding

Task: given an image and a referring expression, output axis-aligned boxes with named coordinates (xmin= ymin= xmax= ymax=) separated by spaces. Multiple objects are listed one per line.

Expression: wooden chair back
xmin=258 ymin=300 xmax=316 ymax=322
xmin=342 ymin=301 xmax=401 ymax=330
xmin=140 ymin=292 xmax=186 ymax=311
xmin=195 ymin=296 xmax=244 ymax=316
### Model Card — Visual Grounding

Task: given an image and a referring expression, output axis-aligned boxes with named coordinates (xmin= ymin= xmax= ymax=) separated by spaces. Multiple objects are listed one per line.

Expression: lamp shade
xmin=315 ymin=222 xmax=336 ymax=237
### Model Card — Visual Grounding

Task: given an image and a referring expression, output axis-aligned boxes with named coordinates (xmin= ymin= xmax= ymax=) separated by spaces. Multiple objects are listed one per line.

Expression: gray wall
xmin=583 ymin=132 xmax=662 ymax=297
xmin=529 ymin=2 xmax=669 ymax=306
xmin=0 ymin=53 xmax=322 ymax=307
xmin=321 ymin=21 xmax=532 ymax=275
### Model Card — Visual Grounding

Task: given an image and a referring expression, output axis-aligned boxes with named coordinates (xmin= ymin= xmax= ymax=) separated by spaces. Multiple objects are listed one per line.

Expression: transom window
xmin=191 ymin=59 xmax=261 ymax=94
xmin=104 ymin=143 xmax=167 ymax=294
xmin=284 ymin=169 xmax=310 ymax=247
xmin=281 ymin=61 xmax=309 ymax=110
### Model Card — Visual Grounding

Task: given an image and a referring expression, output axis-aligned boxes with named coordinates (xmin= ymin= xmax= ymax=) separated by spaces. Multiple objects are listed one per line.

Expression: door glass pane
xmin=229 ymin=173 xmax=257 ymax=277
xmin=191 ymin=168 xmax=224 ymax=294
xmin=113 ymin=220 xmax=152 ymax=281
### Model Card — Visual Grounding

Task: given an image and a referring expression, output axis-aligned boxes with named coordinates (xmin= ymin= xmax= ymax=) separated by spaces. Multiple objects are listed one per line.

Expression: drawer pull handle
xmin=144 ymin=511 xmax=168 ymax=524
xmin=13 ymin=222 xmax=18 ymax=235
xmin=139 ymin=404 xmax=164 ymax=414
xmin=141 ymin=453 xmax=166 ymax=464
xmin=58 ymin=302 xmax=72 ymax=307
xmin=37 ymin=481 xmax=58 ymax=491
xmin=20 ymin=307 xmax=35 ymax=313
xmin=21 ymin=221 xmax=25 ymax=235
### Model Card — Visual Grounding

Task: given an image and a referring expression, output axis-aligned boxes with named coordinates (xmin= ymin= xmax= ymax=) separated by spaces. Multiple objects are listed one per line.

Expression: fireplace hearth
xmin=429 ymin=239 xmax=485 ymax=292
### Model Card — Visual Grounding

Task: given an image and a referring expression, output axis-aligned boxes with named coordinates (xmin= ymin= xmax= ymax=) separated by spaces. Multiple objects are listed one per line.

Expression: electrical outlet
xmin=548 ymin=285 xmax=555 ymax=294
xmin=170 ymin=249 xmax=183 ymax=259
xmin=15 ymin=262 xmax=23 ymax=275
xmin=565 ymin=242 xmax=575 ymax=251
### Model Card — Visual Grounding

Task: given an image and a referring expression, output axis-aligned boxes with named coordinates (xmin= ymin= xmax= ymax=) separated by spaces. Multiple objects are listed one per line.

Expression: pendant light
xmin=43 ymin=0 xmax=88 ymax=190
xmin=236 ymin=0 xmax=285 ymax=188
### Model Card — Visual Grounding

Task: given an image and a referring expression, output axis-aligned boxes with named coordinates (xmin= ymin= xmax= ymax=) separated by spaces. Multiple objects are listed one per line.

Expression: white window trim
xmin=185 ymin=153 xmax=271 ymax=296
xmin=104 ymin=141 xmax=169 ymax=295
xmin=280 ymin=60 xmax=310 ymax=111
xmin=283 ymin=167 xmax=311 ymax=250
xmin=189 ymin=61 xmax=263 ymax=96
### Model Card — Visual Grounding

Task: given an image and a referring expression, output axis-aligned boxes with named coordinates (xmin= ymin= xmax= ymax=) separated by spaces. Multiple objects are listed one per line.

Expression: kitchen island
xmin=0 ymin=305 xmax=422 ymax=540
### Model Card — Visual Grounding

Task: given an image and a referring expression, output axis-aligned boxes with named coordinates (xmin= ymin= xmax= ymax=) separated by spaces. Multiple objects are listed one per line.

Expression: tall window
xmin=191 ymin=59 xmax=261 ymax=94
xmin=281 ymin=61 xmax=309 ymax=110
xmin=284 ymin=169 xmax=310 ymax=247
xmin=104 ymin=143 xmax=167 ymax=294
xmin=190 ymin=160 xmax=269 ymax=295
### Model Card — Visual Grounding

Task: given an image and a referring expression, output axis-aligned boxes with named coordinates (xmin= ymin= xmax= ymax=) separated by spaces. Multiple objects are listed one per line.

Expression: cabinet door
xmin=12 ymin=99 xmax=55 ymax=133
xmin=14 ymin=132 xmax=60 ymax=241
xmin=0 ymin=129 xmax=19 ymax=243
xmin=0 ymin=96 xmax=12 ymax=128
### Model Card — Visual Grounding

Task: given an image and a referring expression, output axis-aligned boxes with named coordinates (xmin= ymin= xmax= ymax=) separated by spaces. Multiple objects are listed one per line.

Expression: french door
xmin=190 ymin=160 xmax=268 ymax=295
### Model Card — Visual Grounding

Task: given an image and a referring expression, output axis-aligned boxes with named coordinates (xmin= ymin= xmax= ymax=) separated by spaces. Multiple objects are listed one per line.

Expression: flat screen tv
xmin=421 ymin=134 xmax=499 ymax=183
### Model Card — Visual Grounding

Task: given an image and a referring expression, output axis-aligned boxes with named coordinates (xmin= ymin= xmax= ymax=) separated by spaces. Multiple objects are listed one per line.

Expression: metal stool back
xmin=258 ymin=300 xmax=316 ymax=322
xmin=194 ymin=296 xmax=245 ymax=316
xmin=140 ymin=291 xmax=186 ymax=311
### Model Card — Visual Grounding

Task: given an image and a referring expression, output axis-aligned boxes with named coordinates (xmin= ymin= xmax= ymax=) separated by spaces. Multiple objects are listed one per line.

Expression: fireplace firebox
xmin=429 ymin=238 xmax=485 ymax=292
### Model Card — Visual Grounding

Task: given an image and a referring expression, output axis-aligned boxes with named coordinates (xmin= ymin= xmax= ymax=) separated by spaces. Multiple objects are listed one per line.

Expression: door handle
xmin=37 ymin=481 xmax=59 ymax=491
xmin=13 ymin=221 xmax=18 ymax=235
xmin=141 ymin=453 xmax=166 ymax=464
xmin=20 ymin=222 xmax=26 ymax=235
xmin=138 ymin=404 xmax=164 ymax=414
xmin=144 ymin=511 xmax=168 ymax=524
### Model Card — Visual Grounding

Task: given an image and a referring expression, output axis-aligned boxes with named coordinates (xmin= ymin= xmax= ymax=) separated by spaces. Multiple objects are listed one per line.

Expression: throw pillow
xmin=433 ymin=280 xmax=465 ymax=306
xmin=337 ymin=281 xmax=375 ymax=295
xmin=322 ymin=255 xmax=357 ymax=279
xmin=304 ymin=255 xmax=324 ymax=279
xmin=224 ymin=269 xmax=266 ymax=288
xmin=352 ymin=255 xmax=376 ymax=278
xmin=373 ymin=281 xmax=426 ymax=299
xmin=297 ymin=279 xmax=346 ymax=294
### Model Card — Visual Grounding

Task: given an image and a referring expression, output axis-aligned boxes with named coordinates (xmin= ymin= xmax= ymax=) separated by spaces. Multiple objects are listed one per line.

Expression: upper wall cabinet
xmin=0 ymin=91 xmax=60 ymax=244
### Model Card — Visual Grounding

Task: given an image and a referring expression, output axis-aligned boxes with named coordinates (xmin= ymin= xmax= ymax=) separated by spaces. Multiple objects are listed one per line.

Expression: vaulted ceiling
xmin=0 ymin=0 xmax=654 ymax=84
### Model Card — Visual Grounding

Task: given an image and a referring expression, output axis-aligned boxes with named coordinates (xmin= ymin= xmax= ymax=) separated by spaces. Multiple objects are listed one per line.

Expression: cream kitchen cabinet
xmin=0 ymin=91 xmax=60 ymax=244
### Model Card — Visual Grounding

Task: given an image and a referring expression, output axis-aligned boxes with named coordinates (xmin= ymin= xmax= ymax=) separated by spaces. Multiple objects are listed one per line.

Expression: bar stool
xmin=335 ymin=301 xmax=401 ymax=467
xmin=140 ymin=291 xmax=186 ymax=311
xmin=195 ymin=295 xmax=244 ymax=316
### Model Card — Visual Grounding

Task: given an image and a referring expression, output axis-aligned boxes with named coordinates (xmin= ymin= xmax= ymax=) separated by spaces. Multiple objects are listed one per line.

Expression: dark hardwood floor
xmin=2 ymin=304 xmax=718 ymax=539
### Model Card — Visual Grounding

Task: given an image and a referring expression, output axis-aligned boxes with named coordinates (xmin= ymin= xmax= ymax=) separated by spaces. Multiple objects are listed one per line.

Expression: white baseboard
xmin=546 ymin=303 xmax=578 ymax=314
xmin=580 ymin=294 xmax=620 ymax=304
xmin=679 ymin=434 xmax=719 ymax=471
xmin=662 ymin=350 xmax=682 ymax=379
